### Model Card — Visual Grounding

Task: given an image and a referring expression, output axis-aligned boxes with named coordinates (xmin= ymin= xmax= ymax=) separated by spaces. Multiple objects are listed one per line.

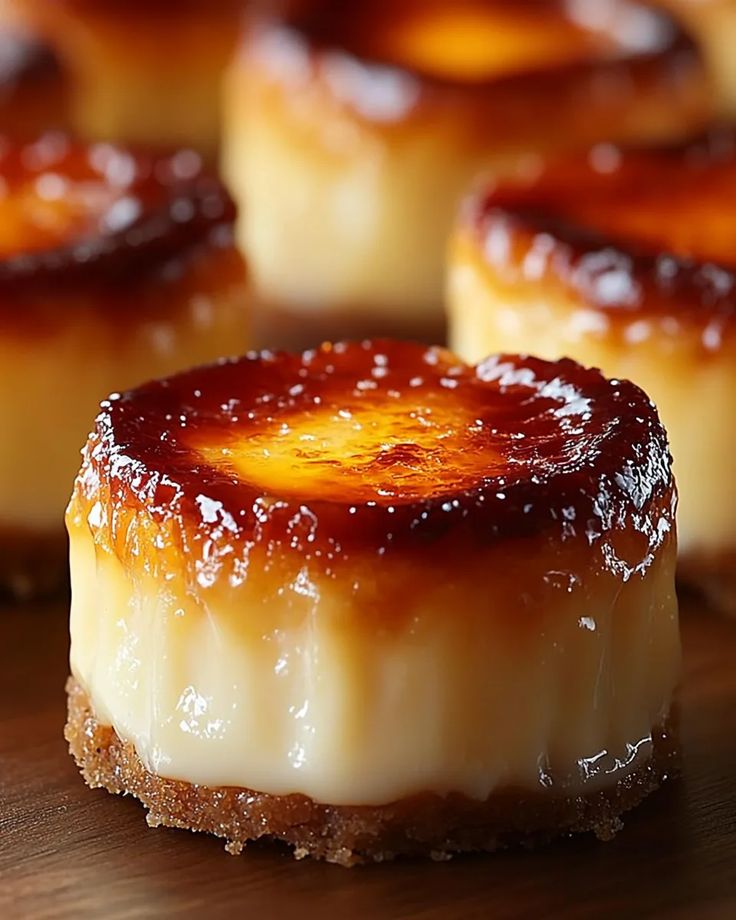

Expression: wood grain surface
xmin=1 ymin=597 xmax=735 ymax=919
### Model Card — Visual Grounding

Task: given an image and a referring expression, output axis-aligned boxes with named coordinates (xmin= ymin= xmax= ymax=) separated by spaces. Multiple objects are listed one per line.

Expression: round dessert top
xmin=282 ymin=0 xmax=669 ymax=80
xmin=462 ymin=128 xmax=736 ymax=335
xmin=72 ymin=340 xmax=675 ymax=581
xmin=0 ymin=133 xmax=234 ymax=290
xmin=251 ymin=0 xmax=702 ymax=127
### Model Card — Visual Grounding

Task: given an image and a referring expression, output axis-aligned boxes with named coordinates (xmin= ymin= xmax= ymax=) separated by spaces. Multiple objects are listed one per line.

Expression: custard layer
xmin=66 ymin=678 xmax=679 ymax=866
xmin=0 ymin=254 xmax=246 ymax=534
xmin=68 ymin=514 xmax=679 ymax=806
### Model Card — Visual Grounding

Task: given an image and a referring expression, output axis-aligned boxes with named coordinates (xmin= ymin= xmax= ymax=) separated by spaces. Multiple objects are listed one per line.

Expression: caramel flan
xmin=66 ymin=340 xmax=679 ymax=865
xmin=0 ymin=134 xmax=248 ymax=597
xmin=223 ymin=0 xmax=710 ymax=348
xmin=449 ymin=129 xmax=736 ymax=612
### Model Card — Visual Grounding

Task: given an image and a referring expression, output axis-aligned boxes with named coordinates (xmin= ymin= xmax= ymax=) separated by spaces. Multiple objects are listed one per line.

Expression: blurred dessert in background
xmin=0 ymin=21 xmax=68 ymax=136
xmin=658 ymin=0 xmax=736 ymax=116
xmin=11 ymin=0 xmax=245 ymax=158
xmin=65 ymin=340 xmax=679 ymax=864
xmin=448 ymin=128 xmax=736 ymax=613
xmin=0 ymin=134 xmax=248 ymax=599
xmin=223 ymin=0 xmax=711 ymax=349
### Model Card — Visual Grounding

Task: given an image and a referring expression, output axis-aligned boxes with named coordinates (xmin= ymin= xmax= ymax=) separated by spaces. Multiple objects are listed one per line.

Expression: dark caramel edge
xmin=0 ymin=139 xmax=236 ymax=295
xmin=462 ymin=207 xmax=736 ymax=329
xmin=73 ymin=343 xmax=675 ymax=568
xmin=66 ymin=678 xmax=678 ymax=866
xmin=461 ymin=129 xmax=736 ymax=328
xmin=248 ymin=0 xmax=704 ymax=123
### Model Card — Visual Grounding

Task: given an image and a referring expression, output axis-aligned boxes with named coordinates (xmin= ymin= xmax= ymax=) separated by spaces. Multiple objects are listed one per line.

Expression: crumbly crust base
xmin=65 ymin=678 xmax=678 ymax=866
xmin=678 ymin=552 xmax=736 ymax=617
xmin=0 ymin=529 xmax=67 ymax=602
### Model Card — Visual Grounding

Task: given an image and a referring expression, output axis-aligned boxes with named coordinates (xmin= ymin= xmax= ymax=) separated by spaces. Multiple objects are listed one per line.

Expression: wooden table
xmin=2 ymin=598 xmax=735 ymax=919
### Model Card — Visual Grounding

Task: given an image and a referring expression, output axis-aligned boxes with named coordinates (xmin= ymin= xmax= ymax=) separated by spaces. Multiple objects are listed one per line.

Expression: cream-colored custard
xmin=0 ymin=279 xmax=245 ymax=535
xmin=68 ymin=515 xmax=679 ymax=806
xmin=223 ymin=67 xmax=468 ymax=325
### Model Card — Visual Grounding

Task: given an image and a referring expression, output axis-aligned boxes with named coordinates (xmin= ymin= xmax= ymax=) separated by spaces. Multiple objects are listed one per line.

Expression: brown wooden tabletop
xmin=1 ymin=597 xmax=735 ymax=920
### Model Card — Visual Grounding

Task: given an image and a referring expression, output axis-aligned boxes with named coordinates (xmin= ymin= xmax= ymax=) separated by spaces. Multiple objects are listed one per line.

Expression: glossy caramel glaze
xmin=0 ymin=134 xmax=236 ymax=301
xmin=462 ymin=128 xmax=736 ymax=339
xmin=250 ymin=0 xmax=706 ymax=131
xmin=73 ymin=341 xmax=675 ymax=586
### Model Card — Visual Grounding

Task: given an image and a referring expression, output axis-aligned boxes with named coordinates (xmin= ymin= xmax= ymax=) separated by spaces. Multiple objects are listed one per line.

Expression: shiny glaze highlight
xmin=0 ymin=134 xmax=234 ymax=296
xmin=72 ymin=341 xmax=675 ymax=590
xmin=249 ymin=0 xmax=706 ymax=132
xmin=463 ymin=128 xmax=736 ymax=343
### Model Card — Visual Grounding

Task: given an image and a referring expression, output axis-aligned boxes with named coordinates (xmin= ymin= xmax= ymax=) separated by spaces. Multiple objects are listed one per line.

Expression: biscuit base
xmin=0 ymin=528 xmax=67 ymax=602
xmin=66 ymin=678 xmax=677 ymax=866
xmin=678 ymin=552 xmax=736 ymax=618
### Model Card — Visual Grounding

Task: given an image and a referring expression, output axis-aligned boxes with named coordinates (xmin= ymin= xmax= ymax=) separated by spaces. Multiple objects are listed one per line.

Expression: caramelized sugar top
xmin=466 ymin=129 xmax=736 ymax=323
xmin=74 ymin=341 xmax=674 ymax=575
xmin=0 ymin=134 xmax=233 ymax=289
xmin=271 ymin=0 xmax=677 ymax=84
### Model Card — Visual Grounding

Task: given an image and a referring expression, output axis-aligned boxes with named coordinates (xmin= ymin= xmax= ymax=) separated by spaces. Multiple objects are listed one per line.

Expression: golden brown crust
xmin=0 ymin=527 xmax=67 ymax=600
xmin=248 ymin=0 xmax=710 ymax=144
xmin=70 ymin=342 xmax=675 ymax=593
xmin=65 ymin=678 xmax=678 ymax=867
xmin=0 ymin=136 xmax=236 ymax=293
xmin=459 ymin=128 xmax=736 ymax=344
xmin=0 ymin=135 xmax=248 ymax=343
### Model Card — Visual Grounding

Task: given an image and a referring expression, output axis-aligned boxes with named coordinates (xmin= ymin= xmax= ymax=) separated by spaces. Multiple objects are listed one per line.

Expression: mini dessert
xmin=0 ymin=134 xmax=248 ymax=598
xmin=0 ymin=26 xmax=67 ymax=136
xmin=12 ymin=0 xmax=244 ymax=158
xmin=66 ymin=340 xmax=679 ymax=865
xmin=223 ymin=0 xmax=710 ymax=348
xmin=448 ymin=129 xmax=736 ymax=612
xmin=658 ymin=1 xmax=736 ymax=115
